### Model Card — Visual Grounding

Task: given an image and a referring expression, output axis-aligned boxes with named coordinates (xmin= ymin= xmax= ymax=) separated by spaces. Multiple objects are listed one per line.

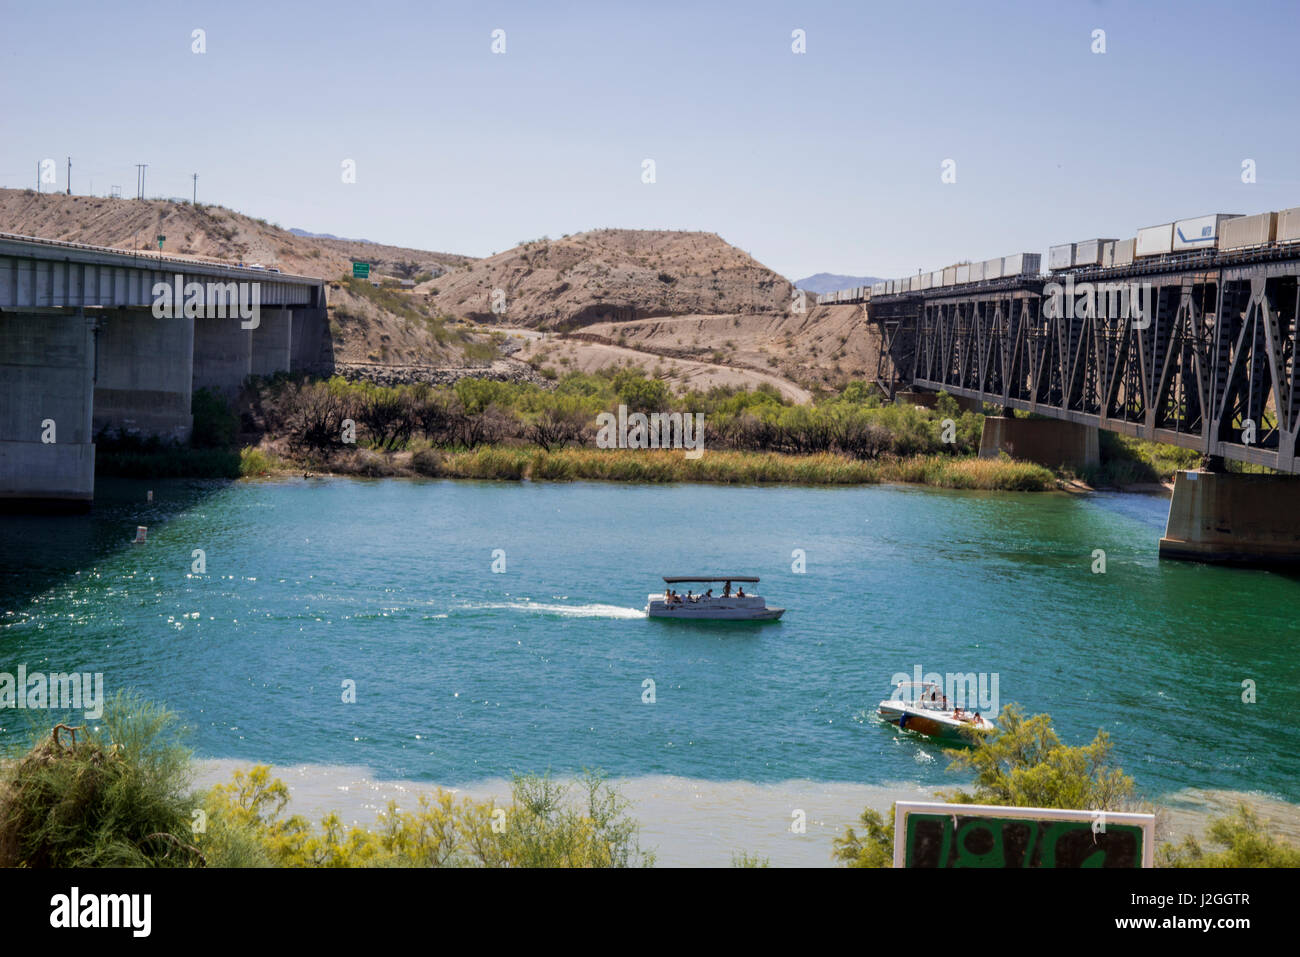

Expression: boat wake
xmin=462 ymin=600 xmax=645 ymax=620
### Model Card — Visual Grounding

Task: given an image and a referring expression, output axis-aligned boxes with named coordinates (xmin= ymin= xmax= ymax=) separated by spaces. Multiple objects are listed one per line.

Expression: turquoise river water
xmin=2 ymin=477 xmax=1297 ymax=862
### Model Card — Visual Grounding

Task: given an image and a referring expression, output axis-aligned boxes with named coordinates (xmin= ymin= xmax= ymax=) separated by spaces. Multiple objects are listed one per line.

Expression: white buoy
xmin=132 ymin=526 xmax=147 ymax=544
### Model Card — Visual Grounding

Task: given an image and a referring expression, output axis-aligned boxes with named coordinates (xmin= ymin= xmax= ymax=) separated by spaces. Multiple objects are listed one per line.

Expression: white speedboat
xmin=877 ymin=681 xmax=996 ymax=743
xmin=646 ymin=576 xmax=785 ymax=621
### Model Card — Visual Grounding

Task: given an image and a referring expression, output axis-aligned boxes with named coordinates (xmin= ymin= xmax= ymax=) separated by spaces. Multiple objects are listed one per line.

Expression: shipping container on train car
xmin=955 ymin=263 xmax=971 ymax=284
xmin=942 ymin=266 xmax=957 ymax=286
xmin=1114 ymin=238 xmax=1137 ymax=265
xmin=1002 ymin=252 xmax=1040 ymax=276
xmin=969 ymin=260 xmax=985 ymax=282
xmin=872 ymin=281 xmax=887 ymax=296
xmin=1173 ymin=214 xmax=1242 ymax=252
xmin=1073 ymin=239 xmax=1116 ymax=267
xmin=1135 ymin=224 xmax=1174 ymax=258
xmin=1048 ymin=243 xmax=1075 ymax=271
xmin=983 ymin=257 xmax=1004 ymax=280
xmin=1101 ymin=240 xmax=1117 ymax=268
xmin=1219 ymin=212 xmax=1277 ymax=250
xmin=917 ymin=272 xmax=930 ymax=290
xmin=1278 ymin=207 xmax=1300 ymax=244
xmin=930 ymin=270 xmax=943 ymax=288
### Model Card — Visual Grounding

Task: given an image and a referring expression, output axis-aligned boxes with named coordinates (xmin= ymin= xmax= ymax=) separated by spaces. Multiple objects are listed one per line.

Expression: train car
xmin=1002 ymin=252 xmax=1040 ymax=276
xmin=983 ymin=257 xmax=1004 ymax=280
xmin=1278 ymin=207 xmax=1300 ymax=244
xmin=1136 ymin=224 xmax=1174 ymax=258
xmin=1174 ymin=214 xmax=1242 ymax=252
xmin=1220 ymin=212 xmax=1277 ymax=251
xmin=1074 ymin=239 xmax=1116 ymax=267
xmin=1048 ymin=243 xmax=1075 ymax=271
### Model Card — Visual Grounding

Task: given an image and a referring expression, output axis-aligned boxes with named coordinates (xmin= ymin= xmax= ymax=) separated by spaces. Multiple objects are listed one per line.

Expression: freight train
xmin=818 ymin=205 xmax=1300 ymax=305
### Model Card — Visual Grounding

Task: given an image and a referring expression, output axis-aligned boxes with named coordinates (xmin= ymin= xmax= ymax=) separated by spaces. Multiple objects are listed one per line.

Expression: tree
xmin=1160 ymin=804 xmax=1300 ymax=868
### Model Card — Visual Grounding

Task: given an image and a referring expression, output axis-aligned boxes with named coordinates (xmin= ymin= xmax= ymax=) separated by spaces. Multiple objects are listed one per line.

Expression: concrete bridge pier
xmin=978 ymin=415 xmax=1099 ymax=471
xmin=1159 ymin=470 xmax=1300 ymax=565
xmin=0 ymin=310 xmax=97 ymax=509
xmin=192 ymin=315 xmax=252 ymax=399
xmin=92 ymin=309 xmax=195 ymax=442
xmin=252 ymin=307 xmax=293 ymax=377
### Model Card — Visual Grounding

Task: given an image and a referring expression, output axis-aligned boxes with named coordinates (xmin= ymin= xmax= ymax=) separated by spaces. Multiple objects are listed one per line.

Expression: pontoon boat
xmin=646 ymin=576 xmax=785 ymax=621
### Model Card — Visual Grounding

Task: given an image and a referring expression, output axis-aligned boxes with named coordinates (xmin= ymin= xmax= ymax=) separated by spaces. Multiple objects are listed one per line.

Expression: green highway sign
xmin=352 ymin=261 xmax=370 ymax=278
xmin=894 ymin=802 xmax=1154 ymax=868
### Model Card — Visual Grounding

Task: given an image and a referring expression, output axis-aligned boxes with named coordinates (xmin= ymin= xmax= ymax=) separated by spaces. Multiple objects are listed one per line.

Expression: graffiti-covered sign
xmin=894 ymin=802 xmax=1155 ymax=868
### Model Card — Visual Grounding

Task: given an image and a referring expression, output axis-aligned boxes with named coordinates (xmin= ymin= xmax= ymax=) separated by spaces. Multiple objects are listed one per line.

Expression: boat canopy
xmin=662 ymin=576 xmax=759 ymax=584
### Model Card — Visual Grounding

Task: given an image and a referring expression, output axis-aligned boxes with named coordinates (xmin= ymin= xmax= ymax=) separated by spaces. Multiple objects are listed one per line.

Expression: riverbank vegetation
xmin=232 ymin=370 xmax=1059 ymax=490
xmin=0 ymin=694 xmax=652 ymax=868
xmin=93 ymin=369 xmax=1214 ymax=491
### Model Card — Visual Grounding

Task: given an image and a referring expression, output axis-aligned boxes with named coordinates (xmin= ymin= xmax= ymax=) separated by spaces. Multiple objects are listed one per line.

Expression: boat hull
xmin=646 ymin=595 xmax=784 ymax=621
xmin=646 ymin=606 xmax=785 ymax=621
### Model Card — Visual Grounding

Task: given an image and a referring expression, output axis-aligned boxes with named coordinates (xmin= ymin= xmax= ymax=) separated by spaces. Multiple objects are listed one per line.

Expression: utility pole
xmin=66 ymin=156 xmax=71 ymax=195
xmin=135 ymin=164 xmax=148 ymax=199
xmin=35 ymin=161 xmax=40 ymax=193
xmin=192 ymin=173 xmax=197 ymax=205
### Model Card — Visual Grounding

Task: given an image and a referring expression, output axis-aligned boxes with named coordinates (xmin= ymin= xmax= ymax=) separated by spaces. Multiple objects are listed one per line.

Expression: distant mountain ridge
xmin=793 ymin=273 xmax=882 ymax=294
xmin=289 ymin=227 xmax=378 ymax=244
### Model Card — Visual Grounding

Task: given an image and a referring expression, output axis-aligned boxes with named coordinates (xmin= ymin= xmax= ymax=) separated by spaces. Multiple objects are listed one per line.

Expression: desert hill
xmin=423 ymin=229 xmax=795 ymax=329
xmin=0 ymin=188 xmax=472 ymax=281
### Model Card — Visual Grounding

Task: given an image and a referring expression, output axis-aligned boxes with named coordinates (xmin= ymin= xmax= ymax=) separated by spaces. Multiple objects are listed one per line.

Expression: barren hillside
xmin=0 ymin=188 xmax=472 ymax=280
xmin=423 ymin=229 xmax=795 ymax=328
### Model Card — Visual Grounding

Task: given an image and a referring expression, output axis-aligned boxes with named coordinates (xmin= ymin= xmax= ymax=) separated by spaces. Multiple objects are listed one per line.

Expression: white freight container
xmin=1101 ymin=240 xmax=1116 ymax=268
xmin=872 ymin=281 xmax=887 ymax=296
xmin=942 ymin=266 xmax=957 ymax=286
xmin=983 ymin=257 xmax=1004 ymax=280
xmin=907 ymin=276 xmax=919 ymax=292
xmin=1002 ymin=252 xmax=1040 ymax=276
xmin=930 ymin=270 xmax=943 ymax=288
xmin=1073 ymin=239 xmax=1116 ymax=267
xmin=1135 ymin=224 xmax=1174 ymax=258
xmin=955 ymin=264 xmax=970 ymax=284
xmin=1173 ymin=213 xmax=1242 ymax=252
xmin=887 ymin=280 xmax=896 ymax=295
xmin=919 ymin=272 xmax=932 ymax=290
xmin=1048 ymin=243 xmax=1075 ymax=271
xmin=1219 ymin=212 xmax=1277 ymax=250
xmin=969 ymin=260 xmax=985 ymax=282
xmin=1114 ymin=238 xmax=1136 ymax=266
xmin=1278 ymin=207 xmax=1300 ymax=244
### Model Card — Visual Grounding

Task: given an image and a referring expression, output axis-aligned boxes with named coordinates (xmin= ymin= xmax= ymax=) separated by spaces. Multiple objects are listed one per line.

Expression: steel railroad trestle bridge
xmin=865 ymin=246 xmax=1300 ymax=564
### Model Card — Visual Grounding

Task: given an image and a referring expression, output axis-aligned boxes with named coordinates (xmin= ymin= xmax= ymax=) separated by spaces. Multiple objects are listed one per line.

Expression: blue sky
xmin=2 ymin=0 xmax=1297 ymax=279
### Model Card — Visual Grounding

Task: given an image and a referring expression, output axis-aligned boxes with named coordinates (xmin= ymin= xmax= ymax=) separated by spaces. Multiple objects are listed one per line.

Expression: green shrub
xmin=191 ymin=387 xmax=240 ymax=448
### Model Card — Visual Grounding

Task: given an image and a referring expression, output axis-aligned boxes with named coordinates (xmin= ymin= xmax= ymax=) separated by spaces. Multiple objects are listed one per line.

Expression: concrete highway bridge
xmin=0 ymin=233 xmax=329 ymax=507
xmin=867 ymin=247 xmax=1300 ymax=565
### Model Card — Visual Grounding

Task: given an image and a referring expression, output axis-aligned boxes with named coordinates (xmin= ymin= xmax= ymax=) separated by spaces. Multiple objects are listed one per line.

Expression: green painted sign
xmin=157 ymin=234 xmax=165 ymax=250
xmin=896 ymin=803 xmax=1153 ymax=868
xmin=352 ymin=261 xmax=370 ymax=278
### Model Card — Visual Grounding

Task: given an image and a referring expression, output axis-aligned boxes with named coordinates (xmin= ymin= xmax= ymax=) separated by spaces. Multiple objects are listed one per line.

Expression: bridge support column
xmin=192 ymin=315 xmax=252 ymax=399
xmin=1159 ymin=470 xmax=1300 ymax=565
xmin=290 ymin=306 xmax=332 ymax=374
xmin=0 ymin=310 xmax=96 ymax=509
xmin=978 ymin=416 xmax=1099 ymax=470
xmin=251 ymin=307 xmax=292 ymax=377
xmin=93 ymin=309 xmax=194 ymax=442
